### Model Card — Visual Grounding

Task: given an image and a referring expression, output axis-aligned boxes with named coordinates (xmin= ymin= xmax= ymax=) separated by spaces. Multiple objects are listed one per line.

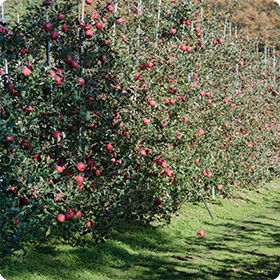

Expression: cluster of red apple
xmin=56 ymin=209 xmax=83 ymax=224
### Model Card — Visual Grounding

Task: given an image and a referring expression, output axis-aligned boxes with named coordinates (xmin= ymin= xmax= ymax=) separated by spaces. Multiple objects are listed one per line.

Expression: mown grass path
xmin=1 ymin=180 xmax=280 ymax=280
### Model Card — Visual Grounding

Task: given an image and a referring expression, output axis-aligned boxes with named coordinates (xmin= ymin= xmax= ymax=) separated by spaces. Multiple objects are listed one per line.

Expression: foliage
xmin=0 ymin=0 xmax=279 ymax=257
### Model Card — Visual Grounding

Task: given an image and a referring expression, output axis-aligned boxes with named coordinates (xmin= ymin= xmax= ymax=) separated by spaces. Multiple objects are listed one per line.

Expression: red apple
xmin=170 ymin=28 xmax=176 ymax=34
xmin=147 ymin=61 xmax=154 ymax=68
xmin=65 ymin=210 xmax=74 ymax=220
xmin=22 ymin=66 xmax=31 ymax=76
xmin=71 ymin=61 xmax=79 ymax=69
xmin=106 ymin=144 xmax=113 ymax=151
xmin=85 ymin=30 xmax=93 ymax=38
xmin=205 ymin=189 xmax=210 ymax=194
xmin=202 ymin=170 xmax=208 ymax=177
xmin=86 ymin=0 xmax=93 ymax=4
xmin=76 ymin=210 xmax=82 ymax=218
xmin=198 ymin=230 xmax=205 ymax=236
xmin=149 ymin=100 xmax=156 ymax=106
xmin=43 ymin=0 xmax=53 ymax=6
xmin=57 ymin=13 xmax=65 ymax=20
xmin=140 ymin=150 xmax=146 ymax=156
xmin=57 ymin=214 xmax=65 ymax=223
xmin=106 ymin=3 xmax=114 ymax=11
xmin=180 ymin=45 xmax=187 ymax=51
xmin=54 ymin=76 xmax=62 ymax=85
xmin=50 ymin=31 xmax=59 ymax=40
xmin=77 ymin=162 xmax=85 ymax=171
xmin=87 ymin=219 xmax=94 ymax=228
xmin=5 ymin=136 xmax=14 ymax=142
xmin=55 ymin=166 xmax=64 ymax=173
xmin=53 ymin=131 xmax=62 ymax=141
xmin=19 ymin=196 xmax=29 ymax=206
xmin=143 ymin=118 xmax=150 ymax=125
xmin=116 ymin=17 xmax=123 ymax=24
xmin=55 ymin=193 xmax=64 ymax=202
xmin=65 ymin=56 xmax=72 ymax=64
xmin=96 ymin=22 xmax=103 ymax=29
xmin=122 ymin=131 xmax=129 ymax=137
xmin=155 ymin=198 xmax=162 ymax=205
xmin=43 ymin=22 xmax=52 ymax=31
xmin=217 ymin=184 xmax=223 ymax=190
xmin=92 ymin=12 xmax=100 ymax=19
xmin=21 ymin=140 xmax=31 ymax=150
xmin=165 ymin=169 xmax=173 ymax=177
xmin=77 ymin=77 xmax=84 ymax=85
xmin=76 ymin=175 xmax=84 ymax=184
xmin=95 ymin=169 xmax=101 ymax=176
xmin=62 ymin=24 xmax=67 ymax=32
xmin=198 ymin=129 xmax=204 ymax=135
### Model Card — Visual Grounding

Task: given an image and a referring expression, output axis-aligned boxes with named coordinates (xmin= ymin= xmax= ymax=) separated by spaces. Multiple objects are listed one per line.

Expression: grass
xmin=1 ymin=180 xmax=280 ymax=280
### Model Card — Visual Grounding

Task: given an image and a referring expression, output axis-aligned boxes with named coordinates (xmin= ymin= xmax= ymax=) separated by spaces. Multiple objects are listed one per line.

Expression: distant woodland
xmin=2 ymin=0 xmax=280 ymax=57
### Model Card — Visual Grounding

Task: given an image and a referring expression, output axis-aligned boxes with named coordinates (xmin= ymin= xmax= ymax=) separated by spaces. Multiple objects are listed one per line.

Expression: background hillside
xmin=207 ymin=0 xmax=280 ymax=56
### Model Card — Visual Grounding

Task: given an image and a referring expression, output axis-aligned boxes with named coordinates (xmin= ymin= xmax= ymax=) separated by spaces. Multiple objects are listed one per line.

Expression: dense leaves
xmin=0 ymin=0 xmax=279 ymax=257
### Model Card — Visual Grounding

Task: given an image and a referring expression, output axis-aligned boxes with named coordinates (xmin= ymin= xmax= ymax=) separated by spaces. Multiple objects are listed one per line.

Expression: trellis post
xmin=155 ymin=0 xmax=162 ymax=43
xmin=137 ymin=0 xmax=141 ymax=47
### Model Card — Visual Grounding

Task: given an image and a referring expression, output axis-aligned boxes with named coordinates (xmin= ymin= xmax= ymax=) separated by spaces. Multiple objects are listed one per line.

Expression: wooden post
xmin=137 ymin=0 xmax=141 ymax=47
xmin=265 ymin=25 xmax=267 ymax=63
xmin=1 ymin=3 xmax=8 ymax=75
xmin=46 ymin=10 xmax=51 ymax=66
xmin=80 ymin=0 xmax=85 ymax=76
xmin=229 ymin=21 xmax=231 ymax=38
xmin=156 ymin=0 xmax=162 ymax=42
xmin=212 ymin=186 xmax=215 ymax=199
xmin=78 ymin=0 xmax=80 ymax=23
xmin=81 ymin=0 xmax=84 ymax=24
xmin=235 ymin=25 xmax=237 ymax=39
xmin=273 ymin=46 xmax=276 ymax=82
xmin=1 ymin=3 xmax=3 ymax=19
xmin=113 ymin=1 xmax=118 ymax=45
xmin=201 ymin=0 xmax=203 ymax=21
xmin=224 ymin=16 xmax=227 ymax=37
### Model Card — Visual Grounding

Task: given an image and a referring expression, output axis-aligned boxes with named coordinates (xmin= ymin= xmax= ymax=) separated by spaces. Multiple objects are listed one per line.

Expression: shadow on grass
xmin=1 ymin=191 xmax=280 ymax=280
xmin=2 ymin=214 xmax=280 ymax=280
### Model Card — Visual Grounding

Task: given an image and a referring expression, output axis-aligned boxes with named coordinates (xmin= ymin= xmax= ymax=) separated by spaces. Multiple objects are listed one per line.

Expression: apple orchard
xmin=1 ymin=0 xmax=280 ymax=257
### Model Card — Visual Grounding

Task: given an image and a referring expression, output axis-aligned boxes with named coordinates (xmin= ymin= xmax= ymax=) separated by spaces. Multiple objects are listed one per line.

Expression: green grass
xmin=1 ymin=180 xmax=280 ymax=280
